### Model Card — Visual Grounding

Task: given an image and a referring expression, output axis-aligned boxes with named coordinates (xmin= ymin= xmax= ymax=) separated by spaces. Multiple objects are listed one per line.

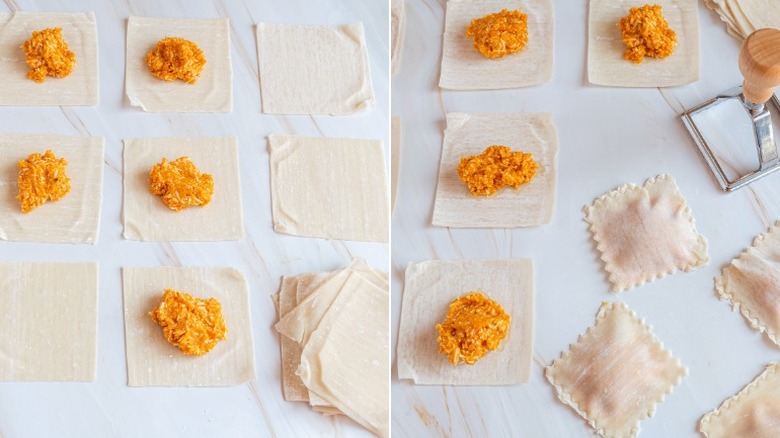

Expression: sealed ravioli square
xmin=122 ymin=266 xmax=255 ymax=386
xmin=439 ymin=0 xmax=553 ymax=90
xmin=584 ymin=174 xmax=708 ymax=292
xmin=0 ymin=134 xmax=104 ymax=244
xmin=700 ymin=363 xmax=780 ymax=437
xmin=268 ymin=134 xmax=389 ymax=242
xmin=396 ymin=259 xmax=534 ymax=385
xmin=588 ymin=0 xmax=699 ymax=87
xmin=123 ymin=137 xmax=243 ymax=241
xmin=256 ymin=23 xmax=374 ymax=115
xmin=0 ymin=263 xmax=97 ymax=381
xmin=0 ymin=12 xmax=98 ymax=105
xmin=715 ymin=221 xmax=780 ymax=347
xmin=125 ymin=17 xmax=231 ymax=112
xmin=546 ymin=302 xmax=687 ymax=438
xmin=432 ymin=112 xmax=558 ymax=228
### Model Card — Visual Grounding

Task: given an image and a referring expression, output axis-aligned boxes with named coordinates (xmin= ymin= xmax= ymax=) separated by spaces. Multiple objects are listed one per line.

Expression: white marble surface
xmin=392 ymin=1 xmax=780 ymax=437
xmin=0 ymin=0 xmax=388 ymax=437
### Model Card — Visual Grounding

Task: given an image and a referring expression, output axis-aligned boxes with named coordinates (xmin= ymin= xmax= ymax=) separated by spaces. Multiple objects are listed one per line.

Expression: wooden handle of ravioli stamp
xmin=739 ymin=28 xmax=780 ymax=105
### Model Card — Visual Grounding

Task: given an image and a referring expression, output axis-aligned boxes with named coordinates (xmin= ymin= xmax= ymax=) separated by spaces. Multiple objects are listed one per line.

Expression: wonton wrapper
xmin=715 ymin=221 xmax=780 ymax=347
xmin=123 ymin=137 xmax=243 ymax=241
xmin=0 ymin=12 xmax=98 ymax=106
xmin=122 ymin=266 xmax=255 ymax=387
xmin=546 ymin=302 xmax=688 ymax=438
xmin=700 ymin=363 xmax=780 ymax=438
xmin=397 ymin=259 xmax=534 ymax=385
xmin=432 ymin=112 xmax=558 ymax=228
xmin=439 ymin=0 xmax=553 ymax=90
xmin=267 ymin=134 xmax=389 ymax=242
xmin=703 ymin=0 xmax=780 ymax=40
xmin=125 ymin=17 xmax=232 ymax=112
xmin=588 ymin=0 xmax=699 ymax=87
xmin=391 ymin=0 xmax=406 ymax=75
xmin=584 ymin=174 xmax=708 ymax=292
xmin=256 ymin=23 xmax=374 ymax=115
xmin=0 ymin=134 xmax=104 ymax=244
xmin=0 ymin=263 xmax=97 ymax=381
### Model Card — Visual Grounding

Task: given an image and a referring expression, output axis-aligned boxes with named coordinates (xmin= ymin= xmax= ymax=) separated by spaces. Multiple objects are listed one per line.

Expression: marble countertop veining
xmin=391 ymin=1 xmax=780 ymax=437
xmin=0 ymin=0 xmax=388 ymax=437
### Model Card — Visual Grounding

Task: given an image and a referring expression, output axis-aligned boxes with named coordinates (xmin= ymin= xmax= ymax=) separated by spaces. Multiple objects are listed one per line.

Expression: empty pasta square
xmin=125 ymin=17 xmax=232 ymax=112
xmin=588 ymin=0 xmax=699 ymax=87
xmin=715 ymin=221 xmax=780 ymax=347
xmin=256 ymin=23 xmax=374 ymax=115
xmin=123 ymin=137 xmax=243 ymax=241
xmin=432 ymin=112 xmax=558 ymax=228
xmin=267 ymin=134 xmax=388 ymax=242
xmin=0 ymin=12 xmax=98 ymax=105
xmin=0 ymin=263 xmax=98 ymax=381
xmin=439 ymin=0 xmax=553 ymax=90
xmin=0 ymin=134 xmax=104 ymax=244
xmin=397 ymin=259 xmax=534 ymax=385
xmin=584 ymin=174 xmax=708 ymax=292
xmin=700 ymin=363 xmax=780 ymax=438
xmin=122 ymin=266 xmax=256 ymax=387
xmin=546 ymin=302 xmax=687 ymax=438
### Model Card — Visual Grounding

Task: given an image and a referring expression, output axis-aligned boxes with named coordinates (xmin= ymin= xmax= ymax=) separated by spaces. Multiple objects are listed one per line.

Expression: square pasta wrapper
xmin=699 ymin=363 xmax=780 ymax=437
xmin=391 ymin=0 xmax=406 ymax=75
xmin=432 ymin=112 xmax=558 ymax=228
xmin=122 ymin=266 xmax=255 ymax=387
xmin=267 ymin=134 xmax=389 ymax=242
xmin=0 ymin=263 xmax=98 ymax=381
xmin=397 ymin=259 xmax=534 ymax=385
xmin=703 ymin=0 xmax=780 ymax=40
xmin=439 ymin=0 xmax=553 ymax=90
xmin=545 ymin=302 xmax=688 ymax=438
xmin=123 ymin=137 xmax=243 ymax=241
xmin=584 ymin=174 xmax=708 ymax=292
xmin=588 ymin=0 xmax=699 ymax=87
xmin=256 ymin=23 xmax=374 ymax=115
xmin=0 ymin=134 xmax=104 ymax=244
xmin=715 ymin=221 xmax=780 ymax=348
xmin=125 ymin=17 xmax=232 ymax=112
xmin=0 ymin=12 xmax=99 ymax=105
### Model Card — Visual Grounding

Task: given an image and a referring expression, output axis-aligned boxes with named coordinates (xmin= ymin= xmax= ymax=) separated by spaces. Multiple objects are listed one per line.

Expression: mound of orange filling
xmin=457 ymin=145 xmax=538 ymax=196
xmin=22 ymin=27 xmax=76 ymax=83
xmin=149 ymin=156 xmax=214 ymax=211
xmin=465 ymin=9 xmax=528 ymax=59
xmin=149 ymin=288 xmax=227 ymax=356
xmin=618 ymin=4 xmax=677 ymax=64
xmin=145 ymin=37 xmax=206 ymax=83
xmin=16 ymin=150 xmax=71 ymax=213
xmin=436 ymin=292 xmax=511 ymax=365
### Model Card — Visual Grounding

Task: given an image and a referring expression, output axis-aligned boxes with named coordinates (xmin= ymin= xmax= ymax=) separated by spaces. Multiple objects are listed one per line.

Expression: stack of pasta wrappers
xmin=274 ymin=259 xmax=389 ymax=437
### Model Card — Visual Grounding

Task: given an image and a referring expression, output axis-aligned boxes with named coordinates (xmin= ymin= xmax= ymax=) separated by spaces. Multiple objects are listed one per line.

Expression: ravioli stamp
xmin=715 ymin=221 xmax=780 ymax=347
xmin=699 ymin=363 xmax=780 ymax=438
xmin=545 ymin=302 xmax=688 ymax=438
xmin=584 ymin=174 xmax=708 ymax=292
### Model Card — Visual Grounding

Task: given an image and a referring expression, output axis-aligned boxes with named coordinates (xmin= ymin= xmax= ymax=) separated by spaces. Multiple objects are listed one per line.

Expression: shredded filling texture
xmin=149 ymin=288 xmax=227 ymax=356
xmin=149 ymin=156 xmax=214 ymax=211
xmin=618 ymin=4 xmax=677 ymax=64
xmin=145 ymin=37 xmax=206 ymax=83
xmin=465 ymin=9 xmax=529 ymax=59
xmin=436 ymin=292 xmax=511 ymax=365
xmin=16 ymin=150 xmax=71 ymax=213
xmin=457 ymin=145 xmax=538 ymax=196
xmin=21 ymin=27 xmax=76 ymax=83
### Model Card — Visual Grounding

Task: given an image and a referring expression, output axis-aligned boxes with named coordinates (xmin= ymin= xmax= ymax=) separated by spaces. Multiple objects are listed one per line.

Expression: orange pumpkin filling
xmin=16 ymin=150 xmax=71 ymax=213
xmin=436 ymin=292 xmax=511 ymax=365
xmin=618 ymin=4 xmax=677 ymax=64
xmin=457 ymin=145 xmax=538 ymax=196
xmin=149 ymin=288 xmax=227 ymax=356
xmin=465 ymin=9 xmax=529 ymax=59
xmin=145 ymin=37 xmax=206 ymax=83
xmin=21 ymin=27 xmax=76 ymax=83
xmin=149 ymin=156 xmax=214 ymax=211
